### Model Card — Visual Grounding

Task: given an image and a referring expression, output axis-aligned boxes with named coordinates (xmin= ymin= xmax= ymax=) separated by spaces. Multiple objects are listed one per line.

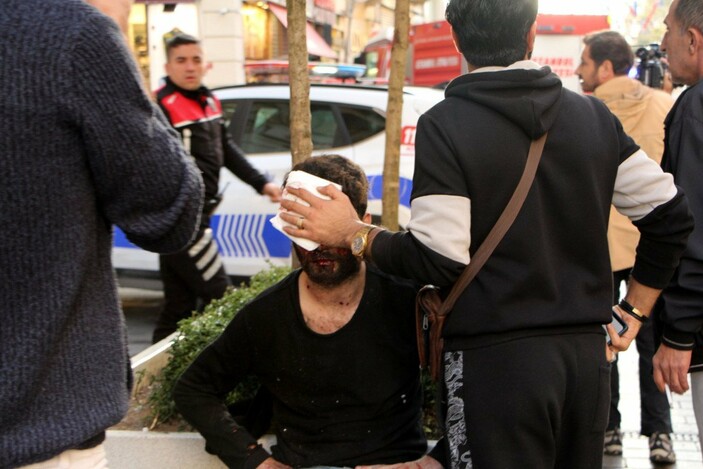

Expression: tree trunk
xmin=287 ymin=0 xmax=312 ymax=268
xmin=287 ymin=0 xmax=313 ymax=166
xmin=381 ymin=0 xmax=410 ymax=230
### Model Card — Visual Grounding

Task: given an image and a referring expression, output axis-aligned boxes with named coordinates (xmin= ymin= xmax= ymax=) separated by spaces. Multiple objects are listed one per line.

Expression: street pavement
xmin=602 ymin=348 xmax=702 ymax=469
xmin=120 ymin=288 xmax=702 ymax=468
xmin=121 ymin=287 xmax=163 ymax=357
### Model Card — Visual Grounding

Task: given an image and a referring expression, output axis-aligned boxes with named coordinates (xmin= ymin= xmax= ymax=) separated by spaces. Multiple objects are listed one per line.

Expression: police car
xmin=113 ymin=84 xmax=444 ymax=278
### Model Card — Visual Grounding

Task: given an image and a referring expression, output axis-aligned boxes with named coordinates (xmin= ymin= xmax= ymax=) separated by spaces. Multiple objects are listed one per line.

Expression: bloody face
xmin=294 ymin=245 xmax=361 ymax=287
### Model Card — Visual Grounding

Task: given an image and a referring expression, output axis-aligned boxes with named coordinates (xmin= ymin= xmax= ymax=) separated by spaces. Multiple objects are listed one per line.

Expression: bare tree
xmin=381 ymin=0 xmax=410 ymax=230
xmin=287 ymin=0 xmax=312 ymax=267
xmin=287 ymin=0 xmax=313 ymax=166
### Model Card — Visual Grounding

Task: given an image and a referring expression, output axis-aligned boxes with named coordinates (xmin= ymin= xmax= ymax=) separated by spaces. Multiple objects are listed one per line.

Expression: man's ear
xmin=689 ymin=27 xmax=703 ymax=79
xmin=362 ymin=213 xmax=372 ymax=224
xmin=526 ymin=21 xmax=537 ymax=59
xmin=599 ymin=59 xmax=615 ymax=81
xmin=688 ymin=27 xmax=703 ymax=54
xmin=450 ymin=26 xmax=461 ymax=54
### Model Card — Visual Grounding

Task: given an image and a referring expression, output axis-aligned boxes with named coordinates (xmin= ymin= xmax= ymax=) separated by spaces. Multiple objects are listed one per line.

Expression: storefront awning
xmin=268 ymin=3 xmax=337 ymax=59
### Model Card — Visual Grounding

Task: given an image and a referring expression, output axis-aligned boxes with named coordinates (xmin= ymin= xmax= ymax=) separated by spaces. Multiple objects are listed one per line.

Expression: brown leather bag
xmin=416 ymin=133 xmax=548 ymax=382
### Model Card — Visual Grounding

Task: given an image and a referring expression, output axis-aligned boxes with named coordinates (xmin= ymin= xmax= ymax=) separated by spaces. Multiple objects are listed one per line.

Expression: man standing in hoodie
xmin=576 ymin=30 xmax=676 ymax=464
xmin=276 ymin=0 xmax=693 ymax=467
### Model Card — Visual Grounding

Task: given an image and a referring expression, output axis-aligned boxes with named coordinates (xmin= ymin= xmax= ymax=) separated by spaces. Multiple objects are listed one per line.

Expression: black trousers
xmin=152 ymin=227 xmax=230 ymax=343
xmin=608 ymin=269 xmax=672 ymax=435
xmin=440 ymin=331 xmax=609 ymax=469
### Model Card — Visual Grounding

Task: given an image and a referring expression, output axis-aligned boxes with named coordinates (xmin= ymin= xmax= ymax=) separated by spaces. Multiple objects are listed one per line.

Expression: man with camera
xmin=576 ymin=30 xmax=676 ymax=464
xmin=636 ymin=44 xmax=669 ymax=90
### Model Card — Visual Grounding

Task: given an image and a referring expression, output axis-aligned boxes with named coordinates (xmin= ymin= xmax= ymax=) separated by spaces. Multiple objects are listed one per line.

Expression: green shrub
xmin=147 ymin=266 xmax=292 ymax=424
xmin=146 ymin=265 xmax=441 ymax=438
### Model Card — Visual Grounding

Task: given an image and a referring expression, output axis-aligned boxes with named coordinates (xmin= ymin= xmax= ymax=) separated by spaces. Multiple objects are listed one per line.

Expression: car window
xmin=220 ymin=100 xmax=240 ymax=129
xmin=310 ymin=104 xmax=340 ymax=149
xmin=338 ymin=106 xmax=385 ymax=144
xmin=238 ymin=101 xmax=290 ymax=153
xmin=235 ymin=100 xmax=345 ymax=154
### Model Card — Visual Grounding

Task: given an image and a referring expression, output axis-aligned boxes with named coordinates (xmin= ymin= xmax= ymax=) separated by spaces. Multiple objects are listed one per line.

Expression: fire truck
xmin=361 ymin=14 xmax=610 ymax=92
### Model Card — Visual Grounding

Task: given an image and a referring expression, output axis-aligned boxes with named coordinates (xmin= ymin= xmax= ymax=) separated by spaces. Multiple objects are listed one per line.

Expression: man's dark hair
xmin=445 ymin=0 xmax=538 ymax=68
xmin=284 ymin=155 xmax=368 ymax=218
xmin=165 ymin=33 xmax=200 ymax=59
xmin=674 ymin=0 xmax=703 ymax=34
xmin=583 ymin=30 xmax=634 ymax=76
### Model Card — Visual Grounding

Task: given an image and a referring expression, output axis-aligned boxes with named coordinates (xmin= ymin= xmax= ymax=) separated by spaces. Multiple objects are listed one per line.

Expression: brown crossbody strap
xmin=439 ymin=132 xmax=548 ymax=315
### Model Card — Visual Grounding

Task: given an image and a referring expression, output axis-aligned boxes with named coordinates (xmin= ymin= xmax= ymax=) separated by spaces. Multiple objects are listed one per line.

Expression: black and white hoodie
xmin=372 ymin=61 xmax=693 ymax=350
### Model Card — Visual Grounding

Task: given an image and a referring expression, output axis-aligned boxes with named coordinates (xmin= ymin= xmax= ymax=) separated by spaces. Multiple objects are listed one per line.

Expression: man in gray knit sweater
xmin=0 ymin=0 xmax=204 ymax=467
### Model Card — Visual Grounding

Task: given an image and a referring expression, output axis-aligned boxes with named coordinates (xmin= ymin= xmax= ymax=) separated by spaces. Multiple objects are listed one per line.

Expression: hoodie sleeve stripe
xmin=613 ymin=149 xmax=678 ymax=221
xmin=407 ymin=195 xmax=472 ymax=264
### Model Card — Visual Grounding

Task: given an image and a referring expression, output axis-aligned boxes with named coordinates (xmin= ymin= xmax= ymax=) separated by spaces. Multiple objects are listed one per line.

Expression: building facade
xmin=126 ymin=0 xmax=435 ymax=90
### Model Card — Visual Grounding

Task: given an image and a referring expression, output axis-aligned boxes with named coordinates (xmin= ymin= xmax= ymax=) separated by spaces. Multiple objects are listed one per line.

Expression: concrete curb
xmin=105 ymin=430 xmax=226 ymax=469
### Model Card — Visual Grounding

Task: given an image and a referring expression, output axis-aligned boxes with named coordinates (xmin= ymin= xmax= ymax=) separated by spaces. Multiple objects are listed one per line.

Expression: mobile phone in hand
xmin=604 ymin=308 xmax=628 ymax=345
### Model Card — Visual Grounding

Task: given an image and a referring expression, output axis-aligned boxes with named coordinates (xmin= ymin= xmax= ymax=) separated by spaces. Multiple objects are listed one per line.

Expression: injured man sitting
xmin=173 ymin=154 xmax=443 ymax=468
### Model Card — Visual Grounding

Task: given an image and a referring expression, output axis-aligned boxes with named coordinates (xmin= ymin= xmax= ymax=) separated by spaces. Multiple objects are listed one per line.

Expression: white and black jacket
xmin=372 ymin=61 xmax=693 ymax=350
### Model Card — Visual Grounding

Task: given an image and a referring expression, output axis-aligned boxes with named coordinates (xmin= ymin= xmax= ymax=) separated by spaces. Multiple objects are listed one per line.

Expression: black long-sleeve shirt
xmin=173 ymin=268 xmax=427 ymax=468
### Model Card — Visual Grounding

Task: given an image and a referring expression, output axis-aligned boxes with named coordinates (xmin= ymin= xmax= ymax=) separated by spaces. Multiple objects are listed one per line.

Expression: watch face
xmin=352 ymin=236 xmax=364 ymax=255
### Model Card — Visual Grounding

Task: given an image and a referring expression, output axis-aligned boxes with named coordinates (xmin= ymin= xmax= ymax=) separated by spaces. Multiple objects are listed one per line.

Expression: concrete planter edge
xmin=106 ymin=333 xmax=235 ymax=468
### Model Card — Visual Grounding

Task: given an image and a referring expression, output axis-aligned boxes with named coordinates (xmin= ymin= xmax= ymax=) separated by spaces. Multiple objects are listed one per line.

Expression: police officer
xmin=152 ymin=33 xmax=281 ymax=343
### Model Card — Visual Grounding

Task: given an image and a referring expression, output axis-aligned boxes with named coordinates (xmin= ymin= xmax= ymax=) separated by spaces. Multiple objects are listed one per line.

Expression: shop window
xmin=128 ymin=4 xmax=150 ymax=86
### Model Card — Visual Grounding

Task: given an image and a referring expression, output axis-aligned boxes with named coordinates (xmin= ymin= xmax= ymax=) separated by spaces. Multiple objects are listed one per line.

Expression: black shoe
xmin=604 ymin=427 xmax=623 ymax=456
xmin=649 ymin=432 xmax=676 ymax=464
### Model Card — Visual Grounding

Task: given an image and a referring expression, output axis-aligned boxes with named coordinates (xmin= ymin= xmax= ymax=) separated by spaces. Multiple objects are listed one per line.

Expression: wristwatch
xmin=351 ymin=225 xmax=374 ymax=258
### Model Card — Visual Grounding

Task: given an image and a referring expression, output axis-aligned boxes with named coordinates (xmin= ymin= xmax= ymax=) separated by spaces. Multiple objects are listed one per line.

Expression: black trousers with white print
xmin=152 ymin=227 xmax=230 ymax=343
xmin=439 ymin=329 xmax=609 ymax=469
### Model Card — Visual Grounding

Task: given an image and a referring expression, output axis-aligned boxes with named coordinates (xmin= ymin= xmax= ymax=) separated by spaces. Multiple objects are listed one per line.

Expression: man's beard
xmin=295 ymin=246 xmax=361 ymax=287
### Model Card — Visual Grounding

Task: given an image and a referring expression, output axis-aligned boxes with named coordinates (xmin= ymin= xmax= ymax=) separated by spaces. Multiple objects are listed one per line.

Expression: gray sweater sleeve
xmin=63 ymin=17 xmax=203 ymax=254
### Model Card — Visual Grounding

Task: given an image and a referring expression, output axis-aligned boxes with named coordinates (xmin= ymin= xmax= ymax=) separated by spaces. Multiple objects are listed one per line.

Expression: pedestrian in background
xmin=152 ymin=33 xmax=282 ymax=344
xmin=278 ymin=0 xmax=693 ymax=466
xmin=576 ymin=30 xmax=676 ymax=464
xmin=0 ymin=0 xmax=204 ymax=467
xmin=653 ymin=0 xmax=703 ymax=458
